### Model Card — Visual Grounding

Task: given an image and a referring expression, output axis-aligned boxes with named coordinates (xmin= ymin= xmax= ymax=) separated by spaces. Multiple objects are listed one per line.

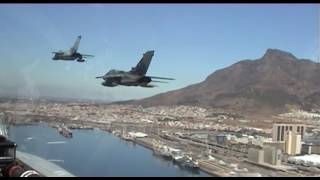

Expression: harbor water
xmin=8 ymin=123 xmax=211 ymax=177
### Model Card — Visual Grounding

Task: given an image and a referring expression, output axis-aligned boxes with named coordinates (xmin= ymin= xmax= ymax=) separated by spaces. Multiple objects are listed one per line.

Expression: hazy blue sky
xmin=0 ymin=4 xmax=318 ymax=101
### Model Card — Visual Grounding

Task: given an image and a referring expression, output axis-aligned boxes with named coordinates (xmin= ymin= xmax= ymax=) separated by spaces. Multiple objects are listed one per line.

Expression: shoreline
xmin=101 ymin=128 xmax=225 ymax=177
xmin=8 ymin=121 xmax=223 ymax=177
xmin=3 ymin=113 xmax=303 ymax=177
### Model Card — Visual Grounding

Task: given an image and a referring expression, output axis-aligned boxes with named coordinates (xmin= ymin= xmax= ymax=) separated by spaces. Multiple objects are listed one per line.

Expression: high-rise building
xmin=272 ymin=123 xmax=306 ymax=142
xmin=285 ymin=131 xmax=301 ymax=155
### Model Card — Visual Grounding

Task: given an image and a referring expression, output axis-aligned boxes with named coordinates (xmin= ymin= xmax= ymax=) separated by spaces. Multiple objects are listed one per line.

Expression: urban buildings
xmin=248 ymin=145 xmax=282 ymax=166
xmin=271 ymin=123 xmax=305 ymax=156
xmin=272 ymin=123 xmax=306 ymax=142
xmin=301 ymin=138 xmax=320 ymax=155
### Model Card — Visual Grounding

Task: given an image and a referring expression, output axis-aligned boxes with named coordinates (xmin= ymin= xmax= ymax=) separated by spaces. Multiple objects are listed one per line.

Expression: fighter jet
xmin=96 ymin=50 xmax=174 ymax=88
xmin=52 ymin=35 xmax=94 ymax=62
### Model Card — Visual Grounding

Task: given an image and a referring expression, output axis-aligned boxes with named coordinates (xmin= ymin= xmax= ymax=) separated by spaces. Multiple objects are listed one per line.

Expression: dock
xmin=124 ymin=136 xmax=225 ymax=177
xmin=198 ymin=160 xmax=230 ymax=177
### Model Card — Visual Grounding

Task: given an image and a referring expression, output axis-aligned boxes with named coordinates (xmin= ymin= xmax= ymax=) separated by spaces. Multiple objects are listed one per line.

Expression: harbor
xmin=11 ymin=120 xmax=305 ymax=177
xmin=116 ymin=134 xmax=229 ymax=177
xmin=104 ymin=122 xmax=306 ymax=177
xmin=106 ymin=123 xmax=239 ymax=177
xmin=8 ymin=124 xmax=211 ymax=177
xmin=1 ymin=101 xmax=316 ymax=177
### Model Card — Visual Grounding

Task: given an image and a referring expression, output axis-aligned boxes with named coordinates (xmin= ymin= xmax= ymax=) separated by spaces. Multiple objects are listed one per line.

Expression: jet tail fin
xmin=130 ymin=50 xmax=154 ymax=76
xmin=70 ymin=35 xmax=82 ymax=54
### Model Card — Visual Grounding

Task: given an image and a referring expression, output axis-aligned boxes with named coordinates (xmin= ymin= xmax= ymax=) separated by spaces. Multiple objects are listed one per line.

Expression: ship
xmin=122 ymin=134 xmax=134 ymax=141
xmin=171 ymin=150 xmax=200 ymax=170
xmin=182 ymin=156 xmax=200 ymax=169
xmin=152 ymin=141 xmax=171 ymax=159
xmin=121 ymin=126 xmax=134 ymax=141
xmin=171 ymin=150 xmax=185 ymax=164
xmin=58 ymin=125 xmax=72 ymax=138
xmin=159 ymin=145 xmax=173 ymax=159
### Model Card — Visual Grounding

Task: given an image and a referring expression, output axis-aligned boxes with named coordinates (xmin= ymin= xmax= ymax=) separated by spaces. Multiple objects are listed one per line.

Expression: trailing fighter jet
xmin=52 ymin=35 xmax=94 ymax=62
xmin=96 ymin=50 xmax=174 ymax=88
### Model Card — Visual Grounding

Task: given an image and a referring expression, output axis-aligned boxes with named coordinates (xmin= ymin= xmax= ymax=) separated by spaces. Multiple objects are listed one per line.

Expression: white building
xmin=128 ymin=132 xmax=148 ymax=138
xmin=288 ymin=154 xmax=320 ymax=167
xmin=285 ymin=131 xmax=301 ymax=155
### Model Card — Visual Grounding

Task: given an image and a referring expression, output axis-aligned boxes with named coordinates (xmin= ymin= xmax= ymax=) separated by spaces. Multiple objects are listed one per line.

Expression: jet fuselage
xmin=97 ymin=50 xmax=173 ymax=88
xmin=52 ymin=52 xmax=82 ymax=61
xmin=101 ymin=70 xmax=151 ymax=87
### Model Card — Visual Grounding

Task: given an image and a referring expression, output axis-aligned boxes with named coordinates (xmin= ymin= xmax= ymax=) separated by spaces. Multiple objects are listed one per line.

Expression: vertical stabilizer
xmin=130 ymin=50 xmax=154 ymax=75
xmin=70 ymin=35 xmax=82 ymax=54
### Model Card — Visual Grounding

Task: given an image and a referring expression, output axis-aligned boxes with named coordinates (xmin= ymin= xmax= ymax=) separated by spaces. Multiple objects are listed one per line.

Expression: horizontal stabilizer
xmin=96 ymin=76 xmax=104 ymax=79
xmin=148 ymin=76 xmax=175 ymax=80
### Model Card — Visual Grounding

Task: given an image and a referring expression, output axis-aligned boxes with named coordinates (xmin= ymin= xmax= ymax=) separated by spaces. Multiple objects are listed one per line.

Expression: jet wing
xmin=148 ymin=76 xmax=175 ymax=80
xmin=81 ymin=54 xmax=94 ymax=58
xmin=95 ymin=75 xmax=122 ymax=79
xmin=141 ymin=84 xmax=157 ymax=88
xmin=16 ymin=151 xmax=75 ymax=177
xmin=151 ymin=80 xmax=168 ymax=83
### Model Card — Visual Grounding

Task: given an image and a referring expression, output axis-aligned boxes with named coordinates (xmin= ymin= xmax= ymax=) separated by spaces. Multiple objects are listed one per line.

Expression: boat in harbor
xmin=171 ymin=151 xmax=185 ymax=164
xmin=121 ymin=126 xmax=134 ymax=141
xmin=182 ymin=156 xmax=200 ymax=170
xmin=58 ymin=125 xmax=72 ymax=139
xmin=111 ymin=130 xmax=121 ymax=137
xmin=167 ymin=147 xmax=182 ymax=161
xmin=158 ymin=145 xmax=172 ymax=159
xmin=152 ymin=141 xmax=172 ymax=159
xmin=122 ymin=134 xmax=134 ymax=141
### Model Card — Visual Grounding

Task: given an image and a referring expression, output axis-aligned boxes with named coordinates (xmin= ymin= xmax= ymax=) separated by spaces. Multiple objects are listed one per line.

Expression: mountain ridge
xmin=114 ymin=48 xmax=320 ymax=115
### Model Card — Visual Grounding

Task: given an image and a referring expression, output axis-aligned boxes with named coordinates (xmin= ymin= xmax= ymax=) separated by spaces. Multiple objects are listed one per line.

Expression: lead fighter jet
xmin=96 ymin=50 xmax=174 ymax=88
xmin=52 ymin=35 xmax=94 ymax=62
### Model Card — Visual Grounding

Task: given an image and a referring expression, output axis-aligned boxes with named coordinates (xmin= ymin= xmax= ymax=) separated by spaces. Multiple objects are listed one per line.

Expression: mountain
xmin=123 ymin=49 xmax=320 ymax=114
